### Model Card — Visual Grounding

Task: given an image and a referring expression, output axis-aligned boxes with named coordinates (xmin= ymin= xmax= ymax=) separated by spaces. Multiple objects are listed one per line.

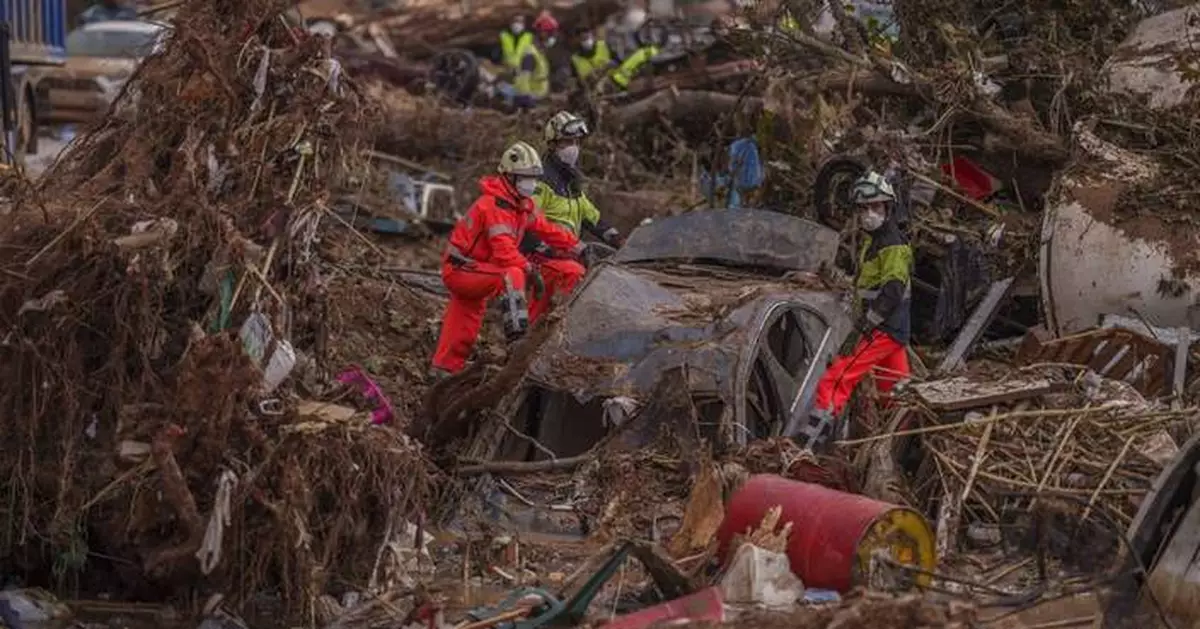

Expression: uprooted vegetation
xmin=0 ymin=0 xmax=435 ymax=611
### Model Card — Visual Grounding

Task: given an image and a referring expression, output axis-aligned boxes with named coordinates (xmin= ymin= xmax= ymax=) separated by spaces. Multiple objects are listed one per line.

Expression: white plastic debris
xmin=0 ymin=588 xmax=72 ymax=624
xmin=719 ymin=543 xmax=805 ymax=609
xmin=602 ymin=396 xmax=640 ymax=428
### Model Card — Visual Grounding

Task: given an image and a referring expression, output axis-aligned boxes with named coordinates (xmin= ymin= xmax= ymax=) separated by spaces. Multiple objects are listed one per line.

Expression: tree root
xmin=142 ymin=423 xmax=206 ymax=577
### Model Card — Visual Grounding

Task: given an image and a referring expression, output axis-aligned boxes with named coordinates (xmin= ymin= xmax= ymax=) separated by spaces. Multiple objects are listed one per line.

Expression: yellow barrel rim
xmin=852 ymin=507 xmax=938 ymax=588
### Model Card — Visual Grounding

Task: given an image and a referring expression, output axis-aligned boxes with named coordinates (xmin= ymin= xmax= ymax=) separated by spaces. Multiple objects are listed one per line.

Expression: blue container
xmin=2 ymin=0 xmax=68 ymax=65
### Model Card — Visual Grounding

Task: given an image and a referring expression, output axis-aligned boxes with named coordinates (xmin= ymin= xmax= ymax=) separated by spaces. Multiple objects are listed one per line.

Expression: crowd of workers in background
xmin=493 ymin=7 xmax=662 ymax=109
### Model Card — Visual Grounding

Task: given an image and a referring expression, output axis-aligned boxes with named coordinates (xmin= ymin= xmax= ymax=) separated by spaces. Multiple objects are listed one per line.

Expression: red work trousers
xmin=814 ymin=330 xmax=910 ymax=416
xmin=528 ymin=257 xmax=586 ymax=323
xmin=431 ymin=261 xmax=527 ymax=373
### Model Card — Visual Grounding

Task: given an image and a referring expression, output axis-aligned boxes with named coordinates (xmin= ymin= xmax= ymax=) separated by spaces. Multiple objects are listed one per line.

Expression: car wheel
xmin=428 ymin=49 xmax=480 ymax=105
xmin=813 ymin=155 xmax=869 ymax=274
xmin=813 ymin=155 xmax=868 ymax=231
xmin=735 ymin=305 xmax=818 ymax=446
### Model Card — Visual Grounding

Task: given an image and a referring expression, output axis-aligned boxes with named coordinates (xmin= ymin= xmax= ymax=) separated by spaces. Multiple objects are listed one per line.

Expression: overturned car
xmin=489 ymin=209 xmax=854 ymax=460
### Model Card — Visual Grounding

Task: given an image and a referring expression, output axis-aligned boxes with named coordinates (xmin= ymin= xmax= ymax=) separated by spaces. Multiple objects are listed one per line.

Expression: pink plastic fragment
xmin=336 ymin=365 xmax=397 ymax=425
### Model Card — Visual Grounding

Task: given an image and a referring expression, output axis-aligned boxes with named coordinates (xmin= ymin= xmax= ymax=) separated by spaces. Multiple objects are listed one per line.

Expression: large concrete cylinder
xmin=1039 ymin=4 xmax=1200 ymax=335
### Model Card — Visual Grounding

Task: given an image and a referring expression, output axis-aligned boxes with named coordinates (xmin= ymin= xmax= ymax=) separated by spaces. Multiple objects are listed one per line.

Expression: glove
xmin=601 ymin=227 xmax=625 ymax=248
xmin=854 ymin=308 xmax=884 ymax=337
xmin=527 ymin=266 xmax=546 ymax=301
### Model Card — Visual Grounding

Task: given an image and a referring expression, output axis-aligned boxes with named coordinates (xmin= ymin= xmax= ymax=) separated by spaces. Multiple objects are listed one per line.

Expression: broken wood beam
xmin=1173 ymin=326 xmax=1188 ymax=409
xmin=610 ymin=89 xmax=763 ymax=127
xmin=454 ymin=452 xmax=593 ymax=476
xmin=936 ymin=277 xmax=1016 ymax=374
xmin=910 ymin=375 xmax=1065 ymax=411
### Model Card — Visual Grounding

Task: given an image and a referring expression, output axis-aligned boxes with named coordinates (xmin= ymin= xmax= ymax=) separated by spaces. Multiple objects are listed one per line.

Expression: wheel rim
xmin=740 ymin=307 xmax=814 ymax=443
xmin=430 ymin=51 xmax=476 ymax=101
xmin=821 ymin=171 xmax=859 ymax=231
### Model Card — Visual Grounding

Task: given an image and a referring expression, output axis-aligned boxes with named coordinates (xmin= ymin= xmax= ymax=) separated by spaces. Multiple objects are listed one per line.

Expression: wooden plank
xmin=1015 ymin=325 xmax=1054 ymax=363
xmin=1175 ymin=327 xmax=1189 ymax=409
xmin=911 ymin=375 xmax=1065 ymax=412
xmin=935 ymin=277 xmax=1016 ymax=374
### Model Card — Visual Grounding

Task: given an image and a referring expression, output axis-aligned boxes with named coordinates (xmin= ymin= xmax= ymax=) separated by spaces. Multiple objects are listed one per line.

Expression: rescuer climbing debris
xmin=430 ymin=141 xmax=584 ymax=378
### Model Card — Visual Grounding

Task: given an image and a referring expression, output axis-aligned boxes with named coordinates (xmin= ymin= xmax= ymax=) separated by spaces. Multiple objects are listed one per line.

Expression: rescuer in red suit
xmin=430 ymin=141 xmax=586 ymax=378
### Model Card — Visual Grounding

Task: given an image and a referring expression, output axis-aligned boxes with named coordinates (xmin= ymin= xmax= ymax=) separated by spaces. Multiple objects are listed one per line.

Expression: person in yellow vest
xmin=777 ymin=7 xmax=801 ymax=34
xmin=601 ymin=29 xmax=660 ymax=94
xmin=512 ymin=12 xmax=557 ymax=109
xmin=498 ymin=15 xmax=533 ymax=70
xmin=569 ymin=28 xmax=613 ymax=88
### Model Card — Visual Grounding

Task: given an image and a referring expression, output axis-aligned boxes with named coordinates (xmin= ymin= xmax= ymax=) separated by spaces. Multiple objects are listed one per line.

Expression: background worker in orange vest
xmin=430 ymin=142 xmax=586 ymax=379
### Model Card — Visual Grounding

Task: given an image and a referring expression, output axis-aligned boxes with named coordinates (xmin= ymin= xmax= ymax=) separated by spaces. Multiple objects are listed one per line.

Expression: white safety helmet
xmin=544 ymin=110 xmax=590 ymax=143
xmin=622 ymin=7 xmax=648 ymax=31
xmin=850 ymin=171 xmax=896 ymax=205
xmin=498 ymin=141 xmax=544 ymax=177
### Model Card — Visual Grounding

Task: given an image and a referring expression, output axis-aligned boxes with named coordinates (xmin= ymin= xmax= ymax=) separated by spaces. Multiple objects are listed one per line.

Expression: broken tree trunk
xmin=611 ymin=89 xmax=764 ymax=127
xmin=776 ymin=32 xmax=1070 ymax=164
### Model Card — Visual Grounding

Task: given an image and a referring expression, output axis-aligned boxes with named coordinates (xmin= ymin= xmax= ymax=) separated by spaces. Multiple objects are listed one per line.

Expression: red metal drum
xmin=715 ymin=474 xmax=936 ymax=592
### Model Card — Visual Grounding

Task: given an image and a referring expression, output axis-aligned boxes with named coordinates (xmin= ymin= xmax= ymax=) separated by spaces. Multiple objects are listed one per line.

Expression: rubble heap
xmin=0 ymin=0 xmax=434 ymax=613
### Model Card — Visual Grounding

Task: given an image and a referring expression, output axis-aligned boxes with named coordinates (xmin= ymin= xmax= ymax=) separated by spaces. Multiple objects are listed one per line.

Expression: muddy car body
xmin=39 ymin=20 xmax=168 ymax=124
xmin=499 ymin=210 xmax=853 ymax=459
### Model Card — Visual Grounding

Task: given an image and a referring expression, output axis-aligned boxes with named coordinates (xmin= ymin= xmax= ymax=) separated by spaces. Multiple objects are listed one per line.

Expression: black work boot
xmin=499 ymin=289 xmax=530 ymax=343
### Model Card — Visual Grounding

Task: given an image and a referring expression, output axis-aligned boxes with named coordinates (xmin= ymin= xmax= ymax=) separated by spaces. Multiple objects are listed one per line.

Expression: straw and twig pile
xmin=0 ymin=0 xmax=433 ymax=615
xmin=904 ymin=372 xmax=1193 ymax=566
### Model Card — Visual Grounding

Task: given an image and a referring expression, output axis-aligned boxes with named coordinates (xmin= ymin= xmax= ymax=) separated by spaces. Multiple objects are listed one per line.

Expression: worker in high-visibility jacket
xmin=799 ymin=172 xmax=913 ymax=449
xmin=604 ymin=31 xmax=660 ymax=93
xmin=430 ymin=142 xmax=586 ymax=378
xmin=512 ymin=12 xmax=558 ymax=108
xmin=498 ymin=15 xmax=533 ymax=70
xmin=520 ymin=111 xmax=623 ymax=320
xmin=777 ymin=8 xmax=801 ymax=34
xmin=570 ymin=28 xmax=613 ymax=86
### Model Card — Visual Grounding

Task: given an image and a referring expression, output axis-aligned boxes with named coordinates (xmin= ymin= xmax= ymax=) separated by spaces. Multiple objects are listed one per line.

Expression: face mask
xmin=556 ymin=145 xmax=580 ymax=166
xmin=581 ymin=37 xmax=595 ymax=50
xmin=515 ymin=177 xmax=539 ymax=197
xmin=861 ymin=209 xmax=885 ymax=232
xmin=545 ymin=36 xmax=558 ymax=47
xmin=511 ymin=22 xmax=525 ymax=34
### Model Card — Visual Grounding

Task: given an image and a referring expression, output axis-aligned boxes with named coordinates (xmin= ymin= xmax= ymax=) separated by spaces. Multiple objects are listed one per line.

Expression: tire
xmin=733 ymin=305 xmax=819 ymax=447
xmin=428 ymin=49 xmax=480 ymax=105
xmin=812 ymin=155 xmax=868 ymax=230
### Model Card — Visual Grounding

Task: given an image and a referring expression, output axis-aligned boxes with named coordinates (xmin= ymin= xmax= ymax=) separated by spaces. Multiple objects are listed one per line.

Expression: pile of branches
xmin=905 ymin=373 xmax=1191 ymax=569
xmin=0 ymin=0 xmax=433 ymax=615
xmin=370 ymin=88 xmax=692 ymax=196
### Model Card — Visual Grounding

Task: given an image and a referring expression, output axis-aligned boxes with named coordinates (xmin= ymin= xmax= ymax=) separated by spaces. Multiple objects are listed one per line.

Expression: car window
xmin=66 ymin=29 xmax=162 ymax=58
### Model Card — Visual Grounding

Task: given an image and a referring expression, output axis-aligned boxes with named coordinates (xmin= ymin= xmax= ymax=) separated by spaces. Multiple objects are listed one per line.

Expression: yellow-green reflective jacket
xmin=855 ymin=226 xmax=913 ymax=342
xmin=533 ymin=157 xmax=601 ymax=236
xmin=571 ymin=41 xmax=613 ymax=81
xmin=500 ymin=30 xmax=533 ymax=68
xmin=610 ymin=45 xmax=660 ymax=89
xmin=513 ymin=43 xmax=550 ymax=98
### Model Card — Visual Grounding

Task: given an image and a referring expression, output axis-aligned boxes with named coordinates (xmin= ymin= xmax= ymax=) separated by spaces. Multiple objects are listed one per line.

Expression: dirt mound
xmin=0 ymin=0 xmax=435 ymax=616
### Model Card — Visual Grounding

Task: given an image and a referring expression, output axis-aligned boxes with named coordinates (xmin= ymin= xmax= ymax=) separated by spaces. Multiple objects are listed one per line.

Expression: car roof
xmin=78 ymin=20 xmax=168 ymax=34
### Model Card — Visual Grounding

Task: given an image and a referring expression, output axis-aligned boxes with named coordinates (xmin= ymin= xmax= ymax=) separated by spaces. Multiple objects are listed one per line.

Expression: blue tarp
xmin=700 ymin=136 xmax=763 ymax=209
